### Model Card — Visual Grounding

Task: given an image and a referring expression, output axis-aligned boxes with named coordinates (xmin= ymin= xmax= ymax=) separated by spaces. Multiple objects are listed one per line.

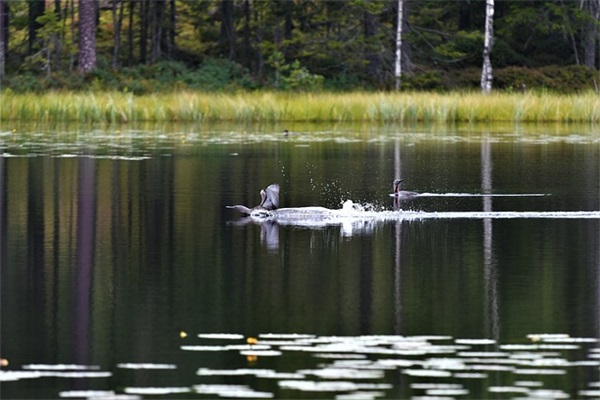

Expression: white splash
xmin=390 ymin=192 xmax=549 ymax=198
xmin=249 ymin=201 xmax=600 ymax=229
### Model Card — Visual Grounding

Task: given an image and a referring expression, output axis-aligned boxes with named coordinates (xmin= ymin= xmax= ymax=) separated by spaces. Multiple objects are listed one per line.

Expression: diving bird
xmin=393 ymin=179 xmax=419 ymax=198
xmin=227 ymin=183 xmax=280 ymax=215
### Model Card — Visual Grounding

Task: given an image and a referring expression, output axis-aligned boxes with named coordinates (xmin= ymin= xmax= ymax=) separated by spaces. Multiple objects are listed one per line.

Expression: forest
xmin=0 ymin=0 xmax=600 ymax=93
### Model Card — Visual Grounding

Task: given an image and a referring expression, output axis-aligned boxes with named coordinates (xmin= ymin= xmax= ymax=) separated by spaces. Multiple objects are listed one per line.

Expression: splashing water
xmin=249 ymin=199 xmax=600 ymax=231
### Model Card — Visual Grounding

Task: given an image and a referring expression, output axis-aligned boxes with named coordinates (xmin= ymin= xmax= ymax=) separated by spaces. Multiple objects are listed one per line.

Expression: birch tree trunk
xmin=77 ymin=0 xmax=97 ymax=73
xmin=394 ymin=0 xmax=404 ymax=90
xmin=481 ymin=0 xmax=494 ymax=93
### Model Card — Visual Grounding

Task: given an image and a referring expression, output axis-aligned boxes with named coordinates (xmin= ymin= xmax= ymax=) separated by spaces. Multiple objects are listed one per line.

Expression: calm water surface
xmin=1 ymin=124 xmax=599 ymax=399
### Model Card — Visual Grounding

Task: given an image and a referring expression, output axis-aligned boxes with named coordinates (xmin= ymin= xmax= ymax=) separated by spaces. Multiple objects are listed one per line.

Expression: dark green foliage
xmin=323 ymin=73 xmax=365 ymax=91
xmin=403 ymin=71 xmax=447 ymax=91
xmin=3 ymin=62 xmax=597 ymax=94
xmin=4 ymin=72 xmax=44 ymax=92
xmin=494 ymin=65 xmax=597 ymax=92
xmin=2 ymin=59 xmax=257 ymax=94
xmin=185 ymin=58 xmax=257 ymax=91
xmin=396 ymin=66 xmax=598 ymax=93
xmin=1 ymin=0 xmax=600 ymax=92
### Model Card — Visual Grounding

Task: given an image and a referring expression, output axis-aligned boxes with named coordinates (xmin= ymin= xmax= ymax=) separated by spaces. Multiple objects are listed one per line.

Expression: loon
xmin=393 ymin=178 xmax=419 ymax=198
xmin=227 ymin=183 xmax=337 ymax=220
xmin=227 ymin=183 xmax=280 ymax=215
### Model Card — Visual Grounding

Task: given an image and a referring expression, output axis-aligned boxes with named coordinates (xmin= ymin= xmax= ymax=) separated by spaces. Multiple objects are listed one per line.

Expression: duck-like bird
xmin=227 ymin=183 xmax=280 ymax=215
xmin=393 ymin=179 xmax=419 ymax=198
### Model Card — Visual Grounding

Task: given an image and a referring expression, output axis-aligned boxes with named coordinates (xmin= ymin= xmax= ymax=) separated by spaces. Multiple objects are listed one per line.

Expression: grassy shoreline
xmin=1 ymin=91 xmax=600 ymax=124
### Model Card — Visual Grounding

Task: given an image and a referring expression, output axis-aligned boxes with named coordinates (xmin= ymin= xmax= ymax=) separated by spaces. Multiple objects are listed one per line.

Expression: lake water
xmin=1 ymin=123 xmax=599 ymax=399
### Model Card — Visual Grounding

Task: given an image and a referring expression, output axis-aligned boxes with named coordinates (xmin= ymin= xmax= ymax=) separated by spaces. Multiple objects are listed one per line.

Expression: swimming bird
xmin=393 ymin=179 xmax=419 ymax=198
xmin=227 ymin=183 xmax=280 ymax=215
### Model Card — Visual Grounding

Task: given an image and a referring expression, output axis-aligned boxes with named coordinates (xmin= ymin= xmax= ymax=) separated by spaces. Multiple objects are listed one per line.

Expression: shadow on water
xmin=1 ymin=122 xmax=599 ymax=398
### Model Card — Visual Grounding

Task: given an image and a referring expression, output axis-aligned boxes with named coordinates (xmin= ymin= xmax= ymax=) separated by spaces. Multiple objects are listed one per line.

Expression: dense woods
xmin=0 ymin=0 xmax=600 ymax=92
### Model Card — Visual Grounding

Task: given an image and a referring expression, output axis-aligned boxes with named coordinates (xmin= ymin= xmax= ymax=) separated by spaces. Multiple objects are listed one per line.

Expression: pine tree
xmin=77 ymin=0 xmax=96 ymax=73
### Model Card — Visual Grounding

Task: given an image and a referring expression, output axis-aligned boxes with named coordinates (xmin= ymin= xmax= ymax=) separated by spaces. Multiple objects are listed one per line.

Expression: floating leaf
xmin=117 ymin=363 xmax=177 ymax=369
xmin=455 ymin=339 xmax=496 ymax=345
xmin=514 ymin=368 xmax=567 ymax=375
xmin=489 ymin=386 xmax=530 ymax=393
xmin=278 ymin=380 xmax=359 ymax=392
xmin=239 ymin=350 xmax=282 ymax=357
xmin=314 ymin=353 xmax=368 ymax=360
xmin=411 ymin=383 xmax=464 ymax=390
xmin=514 ymin=380 xmax=544 ymax=387
xmin=59 ymin=391 xmax=117 ymax=398
xmin=579 ymin=390 xmax=600 ymax=397
xmin=453 ymin=372 xmax=488 ymax=379
xmin=457 ymin=351 xmax=507 ymax=358
xmin=298 ymin=368 xmax=385 ymax=380
xmin=22 ymin=364 xmax=100 ymax=370
xmin=197 ymin=368 xmax=274 ymax=376
xmin=181 ymin=345 xmax=228 ymax=351
xmin=124 ymin=387 xmax=190 ymax=395
xmin=402 ymin=369 xmax=452 ymax=377
xmin=259 ymin=333 xmax=316 ymax=340
xmin=0 ymin=371 xmax=43 ymax=381
xmin=197 ymin=333 xmax=245 ymax=340
xmin=426 ymin=388 xmax=469 ymax=396
xmin=528 ymin=389 xmax=569 ymax=398
xmin=194 ymin=384 xmax=273 ymax=398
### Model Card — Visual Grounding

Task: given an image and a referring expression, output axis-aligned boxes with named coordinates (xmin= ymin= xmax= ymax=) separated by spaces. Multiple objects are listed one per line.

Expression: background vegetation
xmin=1 ymin=0 xmax=600 ymax=93
xmin=3 ymin=91 xmax=600 ymax=123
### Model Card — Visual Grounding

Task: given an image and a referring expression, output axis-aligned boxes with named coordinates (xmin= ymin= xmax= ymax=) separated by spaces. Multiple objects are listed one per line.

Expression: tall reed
xmin=1 ymin=91 xmax=600 ymax=124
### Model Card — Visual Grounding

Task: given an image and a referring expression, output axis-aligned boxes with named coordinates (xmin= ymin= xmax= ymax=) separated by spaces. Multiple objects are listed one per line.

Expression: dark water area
xmin=1 ymin=125 xmax=599 ymax=398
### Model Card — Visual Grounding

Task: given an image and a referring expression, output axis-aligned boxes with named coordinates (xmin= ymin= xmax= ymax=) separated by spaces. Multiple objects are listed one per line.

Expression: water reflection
xmin=75 ymin=157 xmax=94 ymax=369
xmin=481 ymin=136 xmax=500 ymax=344
xmin=2 ymin=126 xmax=600 ymax=398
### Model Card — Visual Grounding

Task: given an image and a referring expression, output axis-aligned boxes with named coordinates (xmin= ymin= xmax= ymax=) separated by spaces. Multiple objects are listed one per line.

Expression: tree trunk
xmin=54 ymin=0 xmax=61 ymax=19
xmin=151 ymin=0 xmax=165 ymax=63
xmin=0 ymin=0 xmax=5 ymax=79
xmin=78 ymin=0 xmax=97 ymax=73
xmin=363 ymin=4 xmax=380 ymax=85
xmin=220 ymin=0 xmax=235 ymax=60
xmin=284 ymin=0 xmax=293 ymax=41
xmin=481 ymin=0 xmax=494 ymax=93
xmin=242 ymin=0 xmax=253 ymax=70
xmin=112 ymin=0 xmax=125 ymax=69
xmin=583 ymin=0 xmax=600 ymax=68
xmin=28 ymin=0 xmax=45 ymax=54
xmin=254 ymin=6 xmax=263 ymax=78
xmin=394 ymin=0 xmax=404 ymax=90
xmin=69 ymin=0 xmax=76 ymax=71
xmin=127 ymin=0 xmax=134 ymax=65
xmin=140 ymin=0 xmax=148 ymax=63
xmin=167 ymin=0 xmax=175 ymax=58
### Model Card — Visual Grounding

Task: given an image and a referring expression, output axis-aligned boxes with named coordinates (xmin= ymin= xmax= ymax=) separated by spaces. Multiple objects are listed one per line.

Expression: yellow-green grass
xmin=1 ymin=91 xmax=600 ymax=124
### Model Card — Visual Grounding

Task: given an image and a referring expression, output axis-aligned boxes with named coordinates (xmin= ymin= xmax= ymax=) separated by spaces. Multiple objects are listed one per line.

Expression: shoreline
xmin=1 ymin=91 xmax=600 ymax=124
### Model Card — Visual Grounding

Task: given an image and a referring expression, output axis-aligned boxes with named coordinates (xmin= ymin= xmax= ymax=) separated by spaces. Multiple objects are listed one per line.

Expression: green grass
xmin=1 ymin=90 xmax=600 ymax=124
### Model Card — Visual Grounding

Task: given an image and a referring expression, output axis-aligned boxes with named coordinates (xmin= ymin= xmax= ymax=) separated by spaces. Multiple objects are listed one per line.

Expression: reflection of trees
xmin=75 ymin=157 xmax=96 ymax=366
xmin=481 ymin=137 xmax=499 ymax=343
xmin=393 ymin=139 xmax=403 ymax=334
xmin=0 ymin=154 xmax=3 ymax=269
xmin=3 ymin=137 xmax=599 ymax=370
